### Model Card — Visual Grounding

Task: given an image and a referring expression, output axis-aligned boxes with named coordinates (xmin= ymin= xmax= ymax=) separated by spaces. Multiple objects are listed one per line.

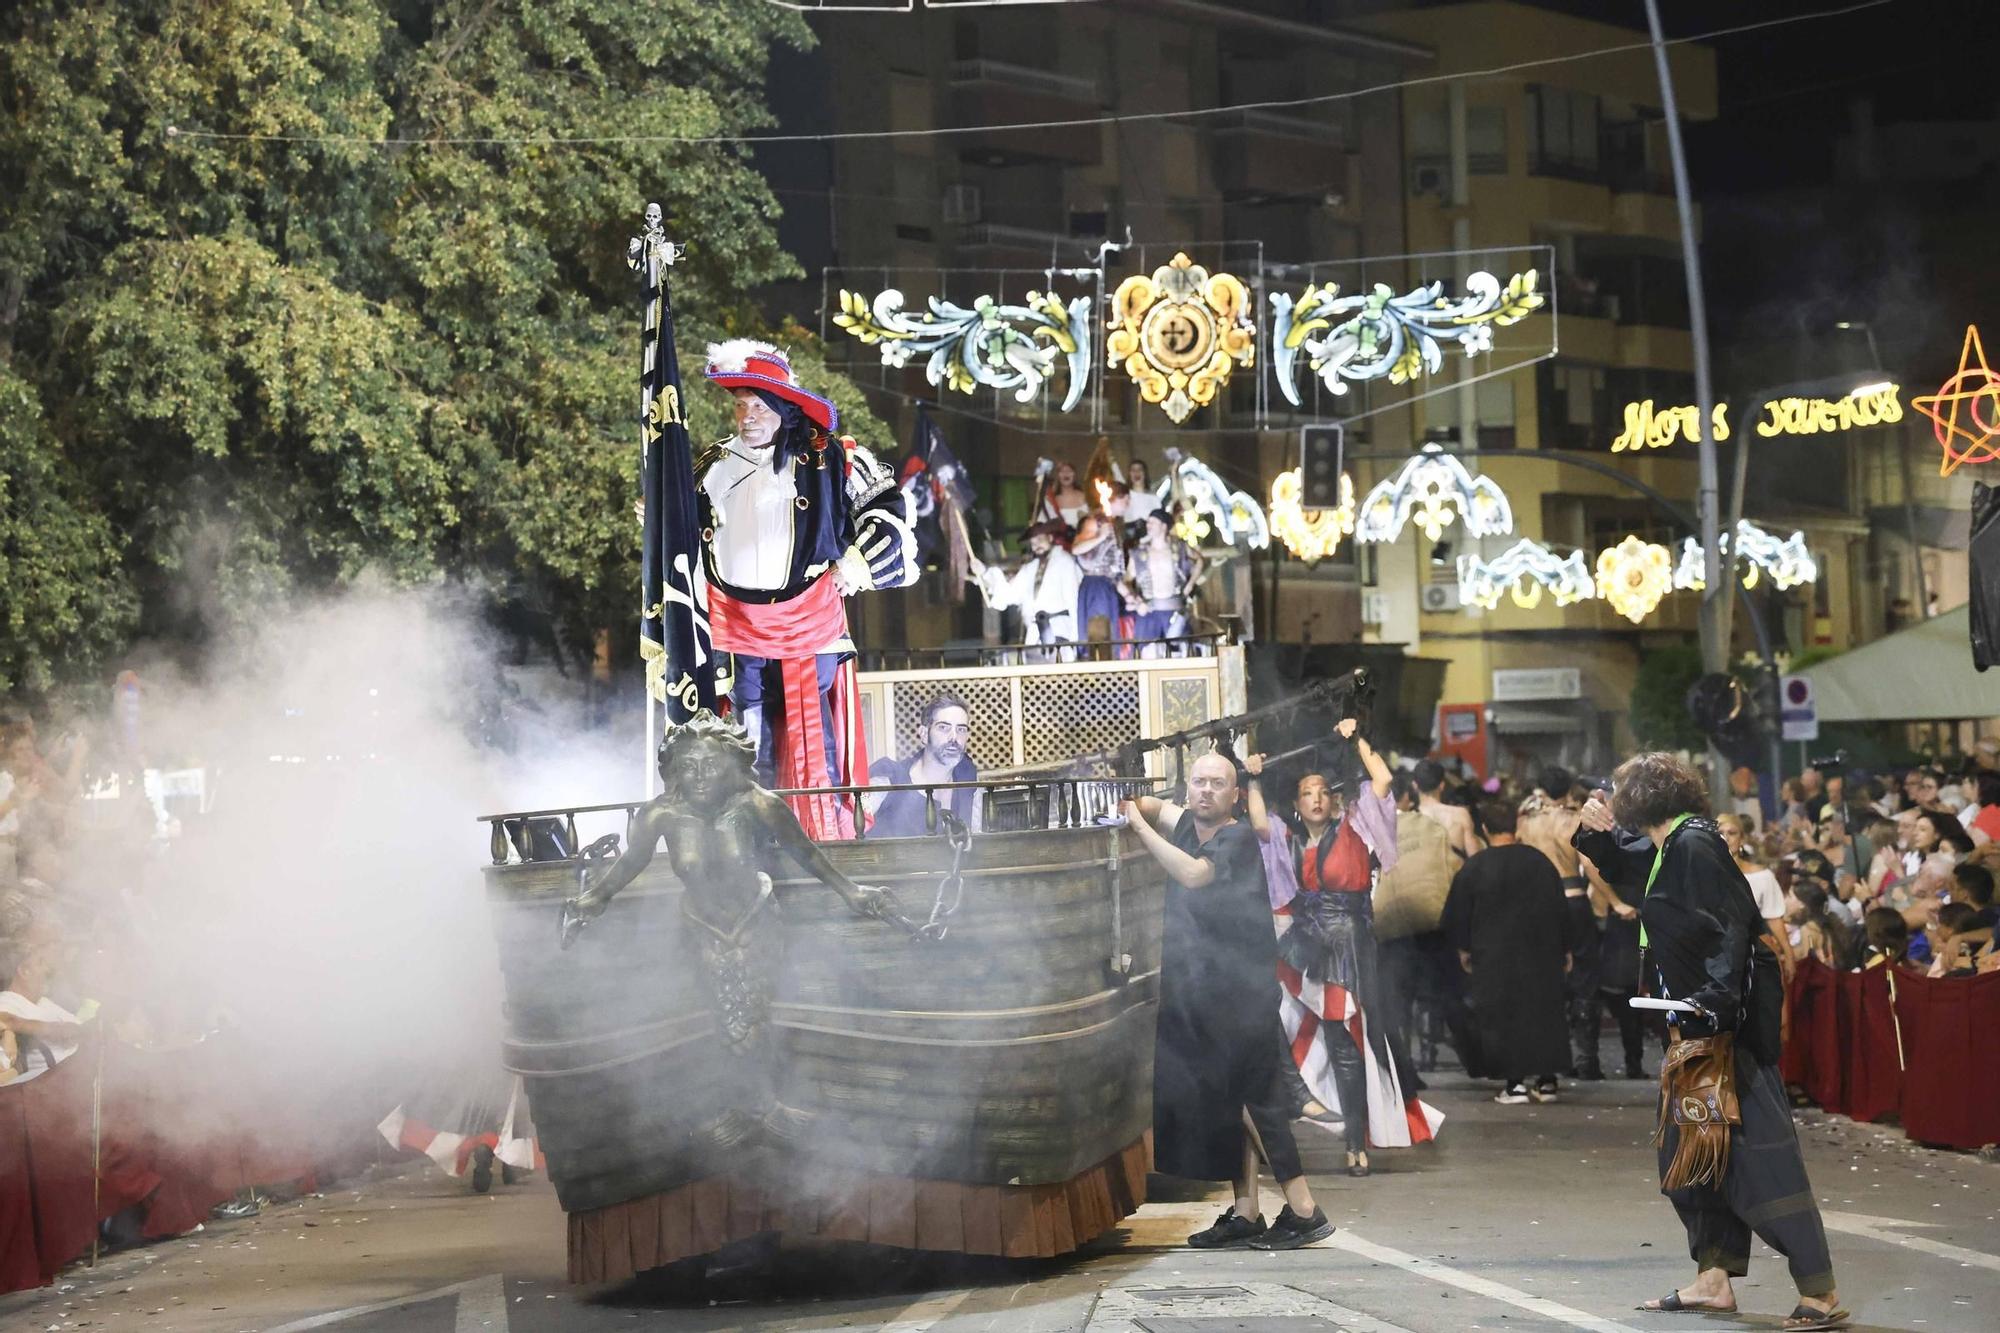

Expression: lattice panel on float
xmin=1019 ymin=672 xmax=1140 ymax=771
xmin=888 ymin=676 xmax=1015 ymax=772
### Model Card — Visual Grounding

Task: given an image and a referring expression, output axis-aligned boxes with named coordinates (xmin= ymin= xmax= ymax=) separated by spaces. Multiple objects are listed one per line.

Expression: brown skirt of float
xmin=484 ymin=824 xmax=1166 ymax=1282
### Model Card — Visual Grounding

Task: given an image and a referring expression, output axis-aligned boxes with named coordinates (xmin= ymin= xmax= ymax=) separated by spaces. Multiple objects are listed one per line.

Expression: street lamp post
xmin=1643 ymin=0 xmax=1727 ymax=801
xmin=1837 ymin=319 xmax=1930 ymax=621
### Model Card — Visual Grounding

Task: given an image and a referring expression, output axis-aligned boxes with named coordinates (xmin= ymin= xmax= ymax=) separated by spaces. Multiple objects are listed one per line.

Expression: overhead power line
xmin=165 ymin=0 xmax=1897 ymax=151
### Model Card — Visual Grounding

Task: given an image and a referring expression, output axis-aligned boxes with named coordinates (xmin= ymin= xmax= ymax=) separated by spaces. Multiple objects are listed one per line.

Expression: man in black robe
xmin=1441 ymin=800 xmax=1574 ymax=1104
xmin=1123 ymin=752 xmax=1332 ymax=1251
xmin=1576 ymin=752 xmax=1845 ymax=1331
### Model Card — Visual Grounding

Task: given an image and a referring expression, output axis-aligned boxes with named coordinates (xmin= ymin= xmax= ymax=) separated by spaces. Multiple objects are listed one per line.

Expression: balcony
xmin=1206 ymin=109 xmax=1354 ymax=200
xmin=949 ymin=60 xmax=1103 ymax=168
xmin=954 ymin=222 xmax=1098 ymax=270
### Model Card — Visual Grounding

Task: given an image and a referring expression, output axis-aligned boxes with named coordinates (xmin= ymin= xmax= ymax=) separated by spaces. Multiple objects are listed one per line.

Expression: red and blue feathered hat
xmin=704 ymin=339 xmax=838 ymax=431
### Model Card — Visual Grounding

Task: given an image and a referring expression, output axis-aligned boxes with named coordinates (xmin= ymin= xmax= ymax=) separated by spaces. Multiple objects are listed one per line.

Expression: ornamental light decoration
xmin=1456 ymin=539 xmax=1596 ymax=611
xmin=833 ymin=288 xmax=1094 ymax=410
xmin=1107 ymin=253 xmax=1256 ymax=424
xmin=1672 ymin=521 xmax=1817 ymax=592
xmin=1595 ymin=535 xmax=1676 ymax=624
xmin=1164 ymin=448 xmax=1269 ymax=550
xmin=1270 ymin=270 xmax=1545 ymax=407
xmin=1269 ymin=468 xmax=1355 ymax=564
xmin=1354 ymin=444 xmax=1513 ymax=545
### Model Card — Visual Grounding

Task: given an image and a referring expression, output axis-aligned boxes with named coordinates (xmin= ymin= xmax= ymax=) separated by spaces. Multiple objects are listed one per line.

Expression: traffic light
xmin=1299 ymin=424 xmax=1345 ymax=510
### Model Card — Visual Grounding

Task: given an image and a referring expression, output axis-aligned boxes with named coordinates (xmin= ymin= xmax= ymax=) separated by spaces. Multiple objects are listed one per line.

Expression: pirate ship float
xmin=481 ymin=787 xmax=1165 ymax=1283
xmin=476 ymin=672 xmax=1366 ymax=1283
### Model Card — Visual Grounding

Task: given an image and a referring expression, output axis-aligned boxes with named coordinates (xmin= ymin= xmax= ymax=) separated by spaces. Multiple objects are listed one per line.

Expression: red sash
xmin=707 ymin=576 xmax=866 ymax=839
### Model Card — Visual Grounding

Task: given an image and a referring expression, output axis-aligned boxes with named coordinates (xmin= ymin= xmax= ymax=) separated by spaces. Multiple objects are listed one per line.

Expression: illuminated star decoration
xmin=1672 ymin=521 xmax=1817 ymax=592
xmin=1355 ymin=444 xmax=1513 ymax=545
xmin=1912 ymin=325 xmax=2000 ymax=476
xmin=1269 ymin=468 xmax=1355 ymax=564
xmin=1595 ymin=535 xmax=1676 ymax=624
xmin=1457 ymin=539 xmax=1596 ymax=611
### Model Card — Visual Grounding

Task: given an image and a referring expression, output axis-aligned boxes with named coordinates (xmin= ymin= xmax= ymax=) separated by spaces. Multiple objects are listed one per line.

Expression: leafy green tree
xmin=1629 ymin=640 xmax=1705 ymax=752
xmin=1 ymin=0 xmax=873 ymax=694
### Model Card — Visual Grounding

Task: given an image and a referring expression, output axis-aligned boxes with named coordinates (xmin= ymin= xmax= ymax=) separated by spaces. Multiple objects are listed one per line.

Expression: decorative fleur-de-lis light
xmin=1270 ymin=270 xmax=1545 ymax=407
xmin=1107 ymin=253 xmax=1255 ymax=424
xmin=1672 ymin=521 xmax=1818 ymax=592
xmin=1595 ymin=535 xmax=1676 ymax=624
xmin=1164 ymin=449 xmax=1269 ymax=550
xmin=1354 ymin=444 xmax=1513 ymax=545
xmin=833 ymin=288 xmax=1094 ymax=411
xmin=1269 ymin=468 xmax=1355 ymax=564
xmin=1456 ymin=539 xmax=1596 ymax=611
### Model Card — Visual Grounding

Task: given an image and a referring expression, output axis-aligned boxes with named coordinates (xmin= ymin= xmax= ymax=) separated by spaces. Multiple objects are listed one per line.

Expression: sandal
xmin=1636 ymin=1291 xmax=1737 ymax=1313
xmin=1782 ymin=1305 xmax=1849 ymax=1331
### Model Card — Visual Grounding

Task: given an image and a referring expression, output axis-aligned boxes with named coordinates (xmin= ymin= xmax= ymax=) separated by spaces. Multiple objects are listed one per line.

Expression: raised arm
xmin=1121 ymin=800 xmax=1217 ymax=889
xmin=1243 ymin=754 xmax=1274 ymax=840
xmin=1334 ymin=718 xmax=1392 ymax=798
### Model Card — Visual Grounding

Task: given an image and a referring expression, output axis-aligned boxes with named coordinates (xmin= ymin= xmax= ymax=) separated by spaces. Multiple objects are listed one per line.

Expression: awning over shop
xmin=1800 ymin=604 xmax=2000 ymax=722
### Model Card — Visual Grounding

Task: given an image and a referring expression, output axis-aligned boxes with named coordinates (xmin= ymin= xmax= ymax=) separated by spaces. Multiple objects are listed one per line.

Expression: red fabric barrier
xmin=0 ymin=1037 xmax=321 ymax=1296
xmin=1783 ymin=957 xmax=2000 ymax=1151
xmin=0 ymin=1083 xmax=40 ymax=1295
xmin=1896 ymin=968 xmax=2000 ymax=1150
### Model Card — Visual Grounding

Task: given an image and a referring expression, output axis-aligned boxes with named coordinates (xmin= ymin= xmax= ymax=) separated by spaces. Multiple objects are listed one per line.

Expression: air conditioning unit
xmin=942 ymin=183 xmax=983 ymax=225
xmin=1420 ymin=583 xmax=1462 ymax=614
xmin=1413 ymin=162 xmax=1448 ymax=198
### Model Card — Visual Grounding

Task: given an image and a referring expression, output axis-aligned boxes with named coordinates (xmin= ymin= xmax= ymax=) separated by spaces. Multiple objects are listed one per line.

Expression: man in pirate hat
xmin=698 ymin=340 xmax=917 ymax=837
xmin=968 ymin=519 xmax=1083 ymax=662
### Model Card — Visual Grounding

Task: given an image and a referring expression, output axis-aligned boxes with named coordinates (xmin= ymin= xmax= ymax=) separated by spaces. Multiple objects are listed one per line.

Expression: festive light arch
xmin=1457 ymin=539 xmax=1595 ymax=611
xmin=1355 ymin=444 xmax=1513 ymax=545
xmin=1164 ymin=450 xmax=1269 ymax=550
xmin=1269 ymin=468 xmax=1355 ymax=564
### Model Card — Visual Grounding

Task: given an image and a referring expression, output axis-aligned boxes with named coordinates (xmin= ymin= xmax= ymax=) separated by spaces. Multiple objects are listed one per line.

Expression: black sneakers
xmin=1249 ymin=1204 xmax=1335 ymax=1250
xmin=1187 ymin=1207 xmax=1267 ymax=1248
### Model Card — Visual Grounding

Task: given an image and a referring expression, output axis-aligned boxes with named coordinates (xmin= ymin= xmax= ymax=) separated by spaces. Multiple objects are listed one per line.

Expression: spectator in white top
xmin=0 ymin=916 xmax=83 ymax=1082
xmin=1124 ymin=458 xmax=1162 ymax=529
xmin=1718 ymin=813 xmax=1793 ymax=974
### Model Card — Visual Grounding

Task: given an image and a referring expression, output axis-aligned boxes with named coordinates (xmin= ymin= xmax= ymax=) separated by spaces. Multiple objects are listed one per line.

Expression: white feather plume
xmin=705 ymin=338 xmax=784 ymax=375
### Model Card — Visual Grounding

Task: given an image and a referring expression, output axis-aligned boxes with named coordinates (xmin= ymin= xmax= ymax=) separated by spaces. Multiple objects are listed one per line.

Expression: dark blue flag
xmin=630 ymin=211 xmax=718 ymax=722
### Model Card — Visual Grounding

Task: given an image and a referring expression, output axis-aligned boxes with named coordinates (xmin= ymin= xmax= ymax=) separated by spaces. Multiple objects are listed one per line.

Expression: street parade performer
xmin=697 ymin=340 xmax=917 ymax=837
xmin=562 ymin=711 xmax=901 ymax=1149
xmin=1245 ymin=721 xmax=1441 ymax=1176
xmin=1575 ymin=753 xmax=1847 ymax=1332
xmin=968 ymin=520 xmax=1084 ymax=661
xmin=1122 ymin=754 xmax=1334 ymax=1252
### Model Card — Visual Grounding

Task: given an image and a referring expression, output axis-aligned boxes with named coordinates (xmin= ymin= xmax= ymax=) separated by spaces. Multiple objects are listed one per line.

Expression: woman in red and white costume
xmin=1245 ymin=723 xmax=1442 ymax=1176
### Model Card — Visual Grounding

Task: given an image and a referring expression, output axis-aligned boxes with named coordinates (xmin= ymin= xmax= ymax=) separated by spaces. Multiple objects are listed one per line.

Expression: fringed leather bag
xmin=1654 ymin=1033 xmax=1741 ymax=1190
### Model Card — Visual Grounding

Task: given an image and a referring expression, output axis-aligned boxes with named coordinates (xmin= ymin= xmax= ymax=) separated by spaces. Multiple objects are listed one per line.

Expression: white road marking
xmin=263 ymin=1274 xmax=511 ymax=1331
xmin=1320 ymin=1231 xmax=1647 ymax=1333
xmin=1107 ymin=1203 xmax=1642 ymax=1333
xmin=1822 ymin=1210 xmax=2000 ymax=1274
xmin=879 ymin=1287 xmax=974 ymax=1331
xmin=1087 ymin=1281 xmax=1417 ymax=1332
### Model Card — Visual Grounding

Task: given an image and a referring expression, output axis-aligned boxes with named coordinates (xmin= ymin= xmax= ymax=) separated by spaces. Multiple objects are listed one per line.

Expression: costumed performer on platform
xmin=1575 ymin=753 xmax=1847 ymax=1331
xmin=969 ymin=521 xmax=1084 ymax=662
xmin=697 ymin=341 xmax=918 ymax=837
xmin=1245 ymin=722 xmax=1441 ymax=1178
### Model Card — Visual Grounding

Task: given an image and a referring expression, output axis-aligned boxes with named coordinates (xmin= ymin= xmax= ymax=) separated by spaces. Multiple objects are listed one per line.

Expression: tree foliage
xmin=1 ymin=0 xmax=870 ymax=693
xmin=1628 ymin=641 xmax=1706 ymax=753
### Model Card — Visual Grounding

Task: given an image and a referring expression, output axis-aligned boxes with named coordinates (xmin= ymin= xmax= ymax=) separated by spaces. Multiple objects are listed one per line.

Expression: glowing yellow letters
xmin=1612 ymin=400 xmax=1730 ymax=452
xmin=1611 ymin=385 xmax=1902 ymax=449
xmin=1755 ymin=384 xmax=1903 ymax=437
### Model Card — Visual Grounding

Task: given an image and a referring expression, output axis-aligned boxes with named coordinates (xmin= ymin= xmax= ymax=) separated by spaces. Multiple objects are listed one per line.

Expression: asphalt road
xmin=4 ymin=1072 xmax=1995 ymax=1333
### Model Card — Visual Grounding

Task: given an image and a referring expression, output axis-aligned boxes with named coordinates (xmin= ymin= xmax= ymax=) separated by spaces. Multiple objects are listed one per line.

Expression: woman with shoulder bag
xmin=1576 ymin=753 xmax=1847 ymax=1331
